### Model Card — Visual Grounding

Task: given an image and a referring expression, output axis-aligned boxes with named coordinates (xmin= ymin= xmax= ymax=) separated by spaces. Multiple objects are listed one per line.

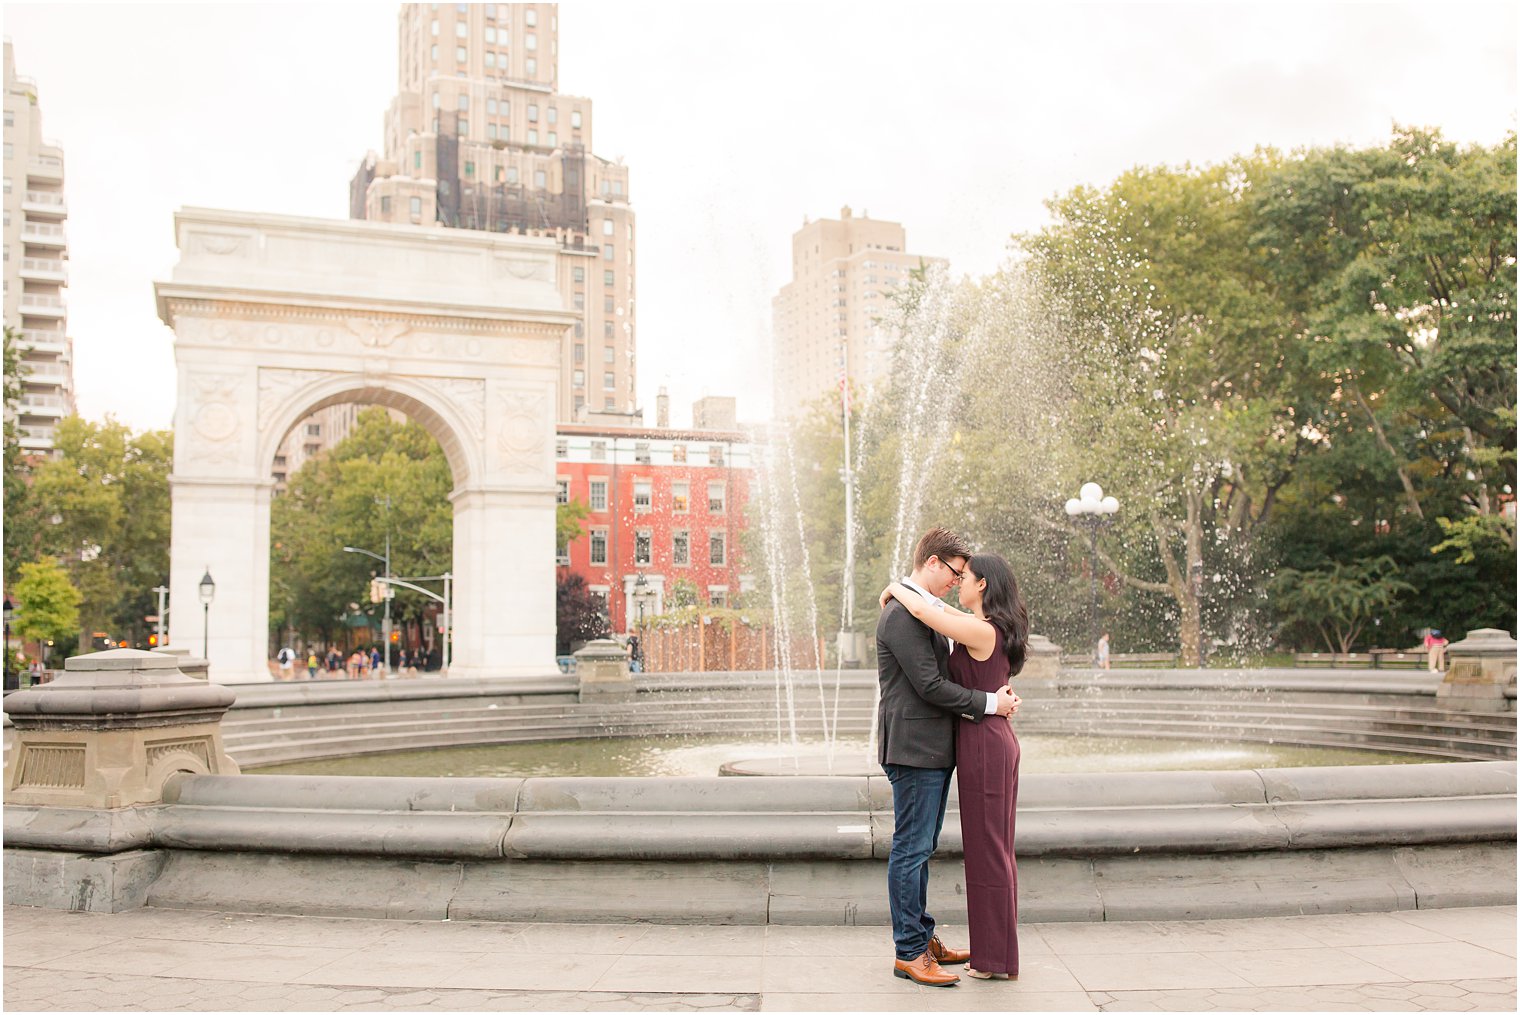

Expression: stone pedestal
xmin=150 ymin=646 xmax=209 ymax=681
xmin=1022 ymin=634 xmax=1062 ymax=681
xmin=575 ymin=639 xmax=635 ymax=702
xmin=3 ymin=649 xmax=240 ymax=809
xmin=1437 ymin=629 xmax=1518 ymax=711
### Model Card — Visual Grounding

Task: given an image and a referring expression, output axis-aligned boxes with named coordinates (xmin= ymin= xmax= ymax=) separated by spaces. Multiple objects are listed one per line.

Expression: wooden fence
xmin=642 ymin=619 xmax=827 ymax=673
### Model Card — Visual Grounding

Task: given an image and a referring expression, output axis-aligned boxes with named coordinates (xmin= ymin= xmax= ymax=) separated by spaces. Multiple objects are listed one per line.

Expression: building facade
xmin=3 ymin=41 xmax=75 ymax=456
xmin=555 ymin=421 xmax=753 ymax=634
xmin=350 ymin=3 xmax=635 ymax=423
xmin=771 ymin=206 xmax=942 ymax=420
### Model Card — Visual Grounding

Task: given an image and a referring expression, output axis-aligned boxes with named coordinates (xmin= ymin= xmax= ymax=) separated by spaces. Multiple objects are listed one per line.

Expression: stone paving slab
xmin=2 ymin=904 xmax=1515 ymax=1012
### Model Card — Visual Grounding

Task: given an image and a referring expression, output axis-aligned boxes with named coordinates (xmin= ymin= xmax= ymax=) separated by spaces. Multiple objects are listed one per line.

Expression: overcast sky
xmin=6 ymin=2 xmax=1516 ymax=431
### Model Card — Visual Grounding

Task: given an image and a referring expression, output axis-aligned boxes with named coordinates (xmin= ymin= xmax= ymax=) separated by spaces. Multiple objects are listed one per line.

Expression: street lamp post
xmin=152 ymin=585 xmax=169 ymax=650
xmin=632 ymin=570 xmax=648 ymax=673
xmin=198 ymin=569 xmax=216 ymax=661
xmin=1065 ymin=483 xmax=1119 ymax=662
xmin=342 ymin=544 xmax=392 ymax=676
xmin=3 ymin=595 xmax=15 ymax=690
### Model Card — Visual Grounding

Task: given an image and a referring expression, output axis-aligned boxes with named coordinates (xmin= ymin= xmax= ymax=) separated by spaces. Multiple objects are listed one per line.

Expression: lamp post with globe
xmin=1065 ymin=483 xmax=1119 ymax=662
xmin=198 ymin=569 xmax=217 ymax=661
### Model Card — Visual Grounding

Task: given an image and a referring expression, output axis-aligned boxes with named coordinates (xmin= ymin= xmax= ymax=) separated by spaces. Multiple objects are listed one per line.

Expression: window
xmin=572 ymin=110 xmax=582 ymax=129
xmin=634 ymin=530 xmax=652 ymax=566
xmin=604 ymin=270 xmax=615 ymax=286
xmin=672 ymin=444 xmax=687 ymax=464
xmin=464 ymin=160 xmax=474 ymax=176
xmin=604 ymin=396 xmax=616 ymax=410
xmin=556 ymin=535 xmax=569 ymax=566
xmin=525 ymin=7 xmax=537 ymax=26
xmin=456 ymin=46 xmax=466 ymax=62
xmin=603 ymin=219 xmax=614 ymax=236
xmin=555 ymin=478 xmax=569 ymax=505
xmin=590 ymin=528 xmax=608 ymax=566
xmin=456 ymin=20 xmax=466 ymax=37
xmin=547 ymin=107 xmax=558 ymax=124
xmin=414 ymin=150 xmax=423 ymax=170
xmin=555 ymin=439 xmax=568 ymax=459
xmin=526 ymin=57 xmax=537 ymax=76
xmin=534 ymin=169 xmax=546 ymax=188
xmin=273 ymin=455 xmax=287 ymax=468
xmin=574 ymin=344 xmax=585 ymax=364
xmin=528 ymin=104 xmax=539 ymax=122
xmin=589 ymin=479 xmax=607 ymax=511
xmin=573 ymin=321 xmax=583 ymax=337
xmin=634 ymin=442 xmax=651 ymax=465
xmin=431 ymin=44 xmax=438 ymax=59
xmin=305 ymin=423 xmax=322 ymax=437
xmin=590 ymin=440 xmax=607 ymax=461
xmin=574 ymin=293 xmax=585 ymax=310
xmin=603 ymin=346 xmax=615 ymax=364
xmin=500 ymin=100 xmax=510 ymax=118
xmin=304 ymin=443 xmax=321 ymax=457
xmin=672 ymin=531 xmax=689 ymax=566
xmin=633 ymin=480 xmax=652 ymax=513
xmin=613 ymin=180 xmax=623 ymax=195
xmin=603 ymin=245 xmax=614 ymax=262
xmin=603 ymin=371 xmax=615 ymax=390
xmin=457 ymin=118 xmax=468 ymax=134
xmin=410 ymin=196 xmax=422 ymax=216
xmin=573 ymin=369 xmax=584 ymax=386
xmin=458 ymin=94 xmax=469 ymax=111
xmin=671 ymin=481 xmax=689 ymax=514
xmin=526 ymin=32 xmax=537 ymax=50
xmin=431 ymin=18 xmax=439 ymax=35
xmin=604 ymin=296 xmax=614 ymax=313
xmin=547 ymin=131 xmax=556 ymax=147
xmin=709 ymin=444 xmax=726 ymax=467
xmin=710 ymin=532 xmax=727 ymax=566
xmin=603 ymin=321 xmax=613 ymax=338
xmin=487 ymin=123 xmax=496 ymax=140
xmin=380 ymin=195 xmax=392 ymax=214
xmin=573 ymin=266 xmax=585 ymax=283
xmin=709 ymin=588 xmax=728 ymax=608
xmin=708 ymin=481 xmax=726 ymax=514
xmin=507 ymin=166 xmax=519 ymax=184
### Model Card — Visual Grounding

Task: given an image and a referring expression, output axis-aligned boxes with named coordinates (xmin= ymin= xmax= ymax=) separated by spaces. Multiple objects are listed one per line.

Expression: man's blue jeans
xmin=884 ymin=762 xmax=954 ymax=961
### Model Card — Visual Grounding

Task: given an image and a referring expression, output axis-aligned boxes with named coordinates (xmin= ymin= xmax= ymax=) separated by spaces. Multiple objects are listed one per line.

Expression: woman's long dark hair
xmin=969 ymin=553 xmax=1029 ymax=676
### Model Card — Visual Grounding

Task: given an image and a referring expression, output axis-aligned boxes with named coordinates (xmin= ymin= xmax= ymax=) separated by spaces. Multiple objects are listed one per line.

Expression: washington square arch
xmin=156 ymin=208 xmax=575 ymax=683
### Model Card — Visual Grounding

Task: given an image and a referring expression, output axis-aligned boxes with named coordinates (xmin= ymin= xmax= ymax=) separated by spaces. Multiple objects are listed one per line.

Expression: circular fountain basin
xmin=247 ymin=732 xmax=1451 ymax=779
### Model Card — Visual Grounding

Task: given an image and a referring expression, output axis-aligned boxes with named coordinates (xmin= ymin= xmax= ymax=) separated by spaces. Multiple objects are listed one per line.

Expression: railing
xmin=19 ymin=329 xmax=65 ymax=349
xmin=23 ymin=190 xmax=63 ymax=206
xmin=27 ymin=155 xmax=63 ymax=173
xmin=22 ymin=360 xmax=71 ymax=380
xmin=18 ymin=293 xmax=64 ymax=309
xmin=19 ymin=257 xmax=65 ymax=275
xmin=21 ymin=222 xmax=65 ymax=238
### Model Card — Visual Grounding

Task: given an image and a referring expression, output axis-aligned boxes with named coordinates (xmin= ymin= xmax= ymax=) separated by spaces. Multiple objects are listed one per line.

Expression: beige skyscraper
xmin=771 ymin=206 xmax=942 ymax=420
xmin=350 ymin=3 xmax=635 ymax=423
xmin=3 ymin=41 xmax=76 ymax=455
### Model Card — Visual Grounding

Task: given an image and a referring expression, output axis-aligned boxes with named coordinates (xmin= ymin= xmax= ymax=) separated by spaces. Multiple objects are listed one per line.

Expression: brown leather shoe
xmin=894 ymin=951 xmax=959 ymax=987
xmin=928 ymin=934 xmax=971 ymax=965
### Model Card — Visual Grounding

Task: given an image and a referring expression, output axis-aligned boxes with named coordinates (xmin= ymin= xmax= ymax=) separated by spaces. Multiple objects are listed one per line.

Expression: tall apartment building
xmin=771 ymin=206 xmax=942 ymax=420
xmin=3 ymin=41 xmax=76 ymax=455
xmin=350 ymin=3 xmax=635 ymax=423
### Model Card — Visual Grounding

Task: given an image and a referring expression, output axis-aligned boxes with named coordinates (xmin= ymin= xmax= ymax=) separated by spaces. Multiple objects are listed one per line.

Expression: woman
xmin=881 ymin=552 xmax=1028 ymax=981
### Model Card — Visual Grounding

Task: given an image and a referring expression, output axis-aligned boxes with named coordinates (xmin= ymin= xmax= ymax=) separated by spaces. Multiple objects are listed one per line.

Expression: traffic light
xmin=390 ymin=629 xmax=400 ymax=643
xmin=147 ymin=634 xmax=158 ymax=647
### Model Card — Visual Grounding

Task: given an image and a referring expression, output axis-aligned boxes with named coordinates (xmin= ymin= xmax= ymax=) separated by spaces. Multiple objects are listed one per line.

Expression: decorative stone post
xmin=1437 ymin=628 xmax=1518 ymax=711
xmin=574 ymin=638 xmax=635 ymax=702
xmin=1022 ymin=634 xmax=1062 ymax=681
xmin=4 ymin=649 xmax=239 ymax=809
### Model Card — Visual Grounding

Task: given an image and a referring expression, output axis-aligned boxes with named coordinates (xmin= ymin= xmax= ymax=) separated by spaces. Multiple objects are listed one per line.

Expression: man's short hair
xmin=913 ymin=527 xmax=973 ymax=569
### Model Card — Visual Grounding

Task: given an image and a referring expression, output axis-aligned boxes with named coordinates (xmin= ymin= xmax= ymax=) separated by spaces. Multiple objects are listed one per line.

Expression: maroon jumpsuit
xmin=949 ymin=630 xmax=1020 ymax=975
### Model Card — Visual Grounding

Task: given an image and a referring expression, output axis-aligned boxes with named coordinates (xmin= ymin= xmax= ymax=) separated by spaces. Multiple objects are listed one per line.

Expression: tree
xmin=12 ymin=559 xmax=81 ymax=661
xmin=556 ymin=498 xmax=590 ymax=556
xmin=270 ymin=408 xmax=453 ymax=646
xmin=666 ymin=576 xmax=701 ymax=610
xmin=556 ymin=572 xmax=609 ymax=655
xmin=10 ymin=417 xmax=172 ymax=648
xmin=1272 ymin=556 xmax=1415 ymax=654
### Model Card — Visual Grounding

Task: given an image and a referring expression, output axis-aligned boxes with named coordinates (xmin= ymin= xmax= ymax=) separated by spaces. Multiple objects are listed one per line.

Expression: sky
xmin=5 ymin=1 xmax=1516 ymax=431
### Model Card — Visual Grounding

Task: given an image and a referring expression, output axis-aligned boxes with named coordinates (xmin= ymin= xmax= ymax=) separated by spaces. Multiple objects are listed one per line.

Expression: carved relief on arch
xmin=494 ymin=386 xmax=551 ymax=480
xmin=257 ymin=368 xmax=330 ymax=436
xmin=185 ymin=370 xmax=246 ymax=465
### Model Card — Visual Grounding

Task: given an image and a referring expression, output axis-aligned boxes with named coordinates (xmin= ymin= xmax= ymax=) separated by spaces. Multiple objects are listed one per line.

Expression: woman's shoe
xmin=964 ymin=966 xmax=1017 ymax=980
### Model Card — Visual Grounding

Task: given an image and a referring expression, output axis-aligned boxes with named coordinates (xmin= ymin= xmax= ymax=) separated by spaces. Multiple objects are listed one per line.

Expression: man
xmin=878 ymin=527 xmax=1019 ymax=987
xmin=275 ymin=646 xmax=295 ymax=681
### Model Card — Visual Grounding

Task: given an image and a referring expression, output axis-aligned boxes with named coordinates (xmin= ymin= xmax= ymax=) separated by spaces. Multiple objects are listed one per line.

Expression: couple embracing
xmin=876 ymin=527 xmax=1028 ymax=986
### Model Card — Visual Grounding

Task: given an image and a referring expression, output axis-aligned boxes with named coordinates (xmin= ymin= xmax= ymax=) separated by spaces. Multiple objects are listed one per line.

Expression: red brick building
xmin=555 ymin=422 xmax=754 ymax=634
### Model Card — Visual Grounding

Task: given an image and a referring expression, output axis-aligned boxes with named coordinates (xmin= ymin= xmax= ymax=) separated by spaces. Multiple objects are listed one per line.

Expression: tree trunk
xmin=1350 ymin=381 xmax=1422 ymax=519
xmin=1180 ymin=488 xmax=1206 ymax=667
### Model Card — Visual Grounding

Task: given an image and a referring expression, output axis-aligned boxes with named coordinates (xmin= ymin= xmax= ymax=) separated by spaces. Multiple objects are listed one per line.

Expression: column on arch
xmin=448 ymin=486 xmax=558 ymax=677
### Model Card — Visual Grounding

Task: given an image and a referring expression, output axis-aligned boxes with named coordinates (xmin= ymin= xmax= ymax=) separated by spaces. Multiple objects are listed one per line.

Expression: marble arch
xmin=156 ymin=208 xmax=576 ymax=683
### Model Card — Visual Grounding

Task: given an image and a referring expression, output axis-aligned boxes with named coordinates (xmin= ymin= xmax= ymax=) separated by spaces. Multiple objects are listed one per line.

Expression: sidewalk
xmin=3 ymin=904 xmax=1514 ymax=1012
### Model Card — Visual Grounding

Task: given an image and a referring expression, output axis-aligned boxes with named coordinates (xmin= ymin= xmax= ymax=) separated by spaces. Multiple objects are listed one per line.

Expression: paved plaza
xmin=2 ymin=904 xmax=1514 ymax=1012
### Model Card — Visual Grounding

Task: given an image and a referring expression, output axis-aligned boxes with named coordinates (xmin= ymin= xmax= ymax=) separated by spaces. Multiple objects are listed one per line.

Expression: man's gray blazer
xmin=876 ymin=597 xmax=990 ymax=768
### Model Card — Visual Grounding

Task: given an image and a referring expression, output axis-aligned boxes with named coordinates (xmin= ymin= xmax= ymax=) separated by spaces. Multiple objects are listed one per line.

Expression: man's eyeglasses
xmin=937 ymin=557 xmax=965 ymax=582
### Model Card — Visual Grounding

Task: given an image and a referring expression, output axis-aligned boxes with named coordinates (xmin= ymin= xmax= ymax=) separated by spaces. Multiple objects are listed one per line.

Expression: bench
xmin=1064 ymin=652 xmax=1177 ymax=667
xmin=1294 ymin=650 xmax=1425 ymax=669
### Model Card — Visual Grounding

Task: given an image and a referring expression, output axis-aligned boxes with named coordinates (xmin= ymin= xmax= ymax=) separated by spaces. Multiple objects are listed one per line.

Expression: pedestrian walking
xmin=1424 ymin=629 xmax=1449 ymax=672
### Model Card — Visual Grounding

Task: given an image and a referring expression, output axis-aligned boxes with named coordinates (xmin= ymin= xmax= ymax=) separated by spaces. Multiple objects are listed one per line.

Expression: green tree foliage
xmin=666 ymin=576 xmax=701 ymax=610
xmin=1272 ymin=556 xmax=1415 ymax=654
xmin=270 ymin=408 xmax=452 ymax=644
xmin=556 ymin=498 xmax=590 ymax=553
xmin=12 ymin=558 xmax=82 ymax=652
xmin=8 ymin=417 xmax=172 ymax=647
